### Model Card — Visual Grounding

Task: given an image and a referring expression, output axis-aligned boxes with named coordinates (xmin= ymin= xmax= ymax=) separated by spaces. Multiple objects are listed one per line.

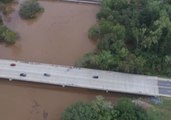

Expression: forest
xmin=78 ymin=0 xmax=171 ymax=77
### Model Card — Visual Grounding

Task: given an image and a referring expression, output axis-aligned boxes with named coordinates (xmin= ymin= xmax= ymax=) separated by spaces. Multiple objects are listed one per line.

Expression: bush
xmin=19 ymin=0 xmax=44 ymax=19
xmin=0 ymin=25 xmax=17 ymax=44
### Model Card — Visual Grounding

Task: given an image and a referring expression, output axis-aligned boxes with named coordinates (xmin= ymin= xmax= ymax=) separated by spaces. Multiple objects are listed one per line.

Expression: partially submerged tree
xmin=19 ymin=0 xmax=44 ymax=19
xmin=0 ymin=25 xmax=17 ymax=44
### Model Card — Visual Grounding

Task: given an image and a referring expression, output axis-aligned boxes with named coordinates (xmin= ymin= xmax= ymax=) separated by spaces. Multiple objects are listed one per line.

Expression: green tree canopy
xmin=62 ymin=97 xmax=150 ymax=120
xmin=0 ymin=25 xmax=17 ymax=44
xmin=19 ymin=0 xmax=44 ymax=19
xmin=78 ymin=0 xmax=171 ymax=77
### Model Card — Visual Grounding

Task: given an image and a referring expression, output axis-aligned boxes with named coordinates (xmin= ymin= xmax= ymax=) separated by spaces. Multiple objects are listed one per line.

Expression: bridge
xmin=0 ymin=59 xmax=171 ymax=97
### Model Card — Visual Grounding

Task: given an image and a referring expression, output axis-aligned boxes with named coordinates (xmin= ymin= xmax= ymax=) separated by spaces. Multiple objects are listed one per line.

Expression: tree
xmin=19 ymin=0 xmax=44 ymax=19
xmin=116 ymin=98 xmax=149 ymax=120
xmin=61 ymin=102 xmax=96 ymax=120
xmin=0 ymin=25 xmax=17 ymax=44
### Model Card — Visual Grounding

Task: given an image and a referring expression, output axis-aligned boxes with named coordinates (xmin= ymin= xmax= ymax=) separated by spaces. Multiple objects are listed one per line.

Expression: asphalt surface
xmin=158 ymin=80 xmax=171 ymax=96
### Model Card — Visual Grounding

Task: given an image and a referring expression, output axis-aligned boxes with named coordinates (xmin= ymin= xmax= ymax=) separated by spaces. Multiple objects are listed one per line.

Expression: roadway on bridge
xmin=158 ymin=80 xmax=171 ymax=96
xmin=0 ymin=59 xmax=167 ymax=97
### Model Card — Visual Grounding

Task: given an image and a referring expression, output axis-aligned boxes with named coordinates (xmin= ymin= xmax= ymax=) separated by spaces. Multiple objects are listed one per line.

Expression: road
xmin=0 ymin=59 xmax=170 ymax=97
xmin=0 ymin=59 xmax=162 ymax=96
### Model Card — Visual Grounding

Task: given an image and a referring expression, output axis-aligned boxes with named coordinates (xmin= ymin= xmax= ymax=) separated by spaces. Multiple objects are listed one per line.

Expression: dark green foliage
xmin=78 ymin=0 xmax=171 ymax=76
xmin=78 ymin=51 xmax=115 ymax=70
xmin=116 ymin=98 xmax=149 ymax=120
xmin=19 ymin=0 xmax=44 ymax=19
xmin=88 ymin=25 xmax=100 ymax=40
xmin=62 ymin=97 xmax=150 ymax=120
xmin=0 ymin=25 xmax=17 ymax=44
xmin=0 ymin=16 xmax=3 ymax=25
xmin=61 ymin=102 xmax=96 ymax=120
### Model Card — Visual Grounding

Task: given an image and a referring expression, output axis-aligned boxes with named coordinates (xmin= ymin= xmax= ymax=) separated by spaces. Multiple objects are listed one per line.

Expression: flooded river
xmin=0 ymin=1 xmax=123 ymax=120
xmin=0 ymin=79 xmax=123 ymax=120
xmin=0 ymin=1 xmax=99 ymax=65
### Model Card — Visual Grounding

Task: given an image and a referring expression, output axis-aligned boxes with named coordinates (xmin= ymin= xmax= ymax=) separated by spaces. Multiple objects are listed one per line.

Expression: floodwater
xmin=0 ymin=1 xmax=122 ymax=120
xmin=0 ymin=79 xmax=123 ymax=120
xmin=0 ymin=0 xmax=99 ymax=65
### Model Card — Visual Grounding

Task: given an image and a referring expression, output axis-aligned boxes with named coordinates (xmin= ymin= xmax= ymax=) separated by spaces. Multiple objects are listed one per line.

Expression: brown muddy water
xmin=0 ymin=1 xmax=124 ymax=120
xmin=0 ymin=79 xmax=124 ymax=120
xmin=0 ymin=0 xmax=99 ymax=65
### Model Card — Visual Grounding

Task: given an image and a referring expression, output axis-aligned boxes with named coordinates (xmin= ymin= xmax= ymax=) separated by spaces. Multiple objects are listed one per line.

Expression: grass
xmin=147 ymin=97 xmax=171 ymax=120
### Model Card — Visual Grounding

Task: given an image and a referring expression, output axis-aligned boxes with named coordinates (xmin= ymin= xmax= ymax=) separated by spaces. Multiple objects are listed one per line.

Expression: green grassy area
xmin=147 ymin=97 xmax=171 ymax=120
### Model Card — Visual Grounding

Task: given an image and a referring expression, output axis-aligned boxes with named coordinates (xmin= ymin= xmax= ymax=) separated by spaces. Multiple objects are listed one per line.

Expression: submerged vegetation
xmin=0 ymin=0 xmax=15 ymax=15
xmin=0 ymin=0 xmax=44 ymax=44
xmin=19 ymin=0 xmax=44 ymax=19
xmin=78 ymin=0 xmax=171 ymax=77
xmin=0 ymin=0 xmax=17 ymax=44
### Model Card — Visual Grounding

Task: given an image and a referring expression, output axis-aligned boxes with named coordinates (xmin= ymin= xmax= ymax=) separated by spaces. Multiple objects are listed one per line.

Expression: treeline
xmin=78 ymin=0 xmax=171 ymax=76
xmin=62 ymin=97 xmax=152 ymax=120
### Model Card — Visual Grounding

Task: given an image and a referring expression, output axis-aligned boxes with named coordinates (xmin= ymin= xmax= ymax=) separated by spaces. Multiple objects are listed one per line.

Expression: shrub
xmin=19 ymin=0 xmax=44 ymax=19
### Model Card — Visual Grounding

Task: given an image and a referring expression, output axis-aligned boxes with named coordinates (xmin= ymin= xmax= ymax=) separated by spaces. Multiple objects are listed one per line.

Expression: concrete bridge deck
xmin=0 ymin=59 xmax=170 ymax=97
